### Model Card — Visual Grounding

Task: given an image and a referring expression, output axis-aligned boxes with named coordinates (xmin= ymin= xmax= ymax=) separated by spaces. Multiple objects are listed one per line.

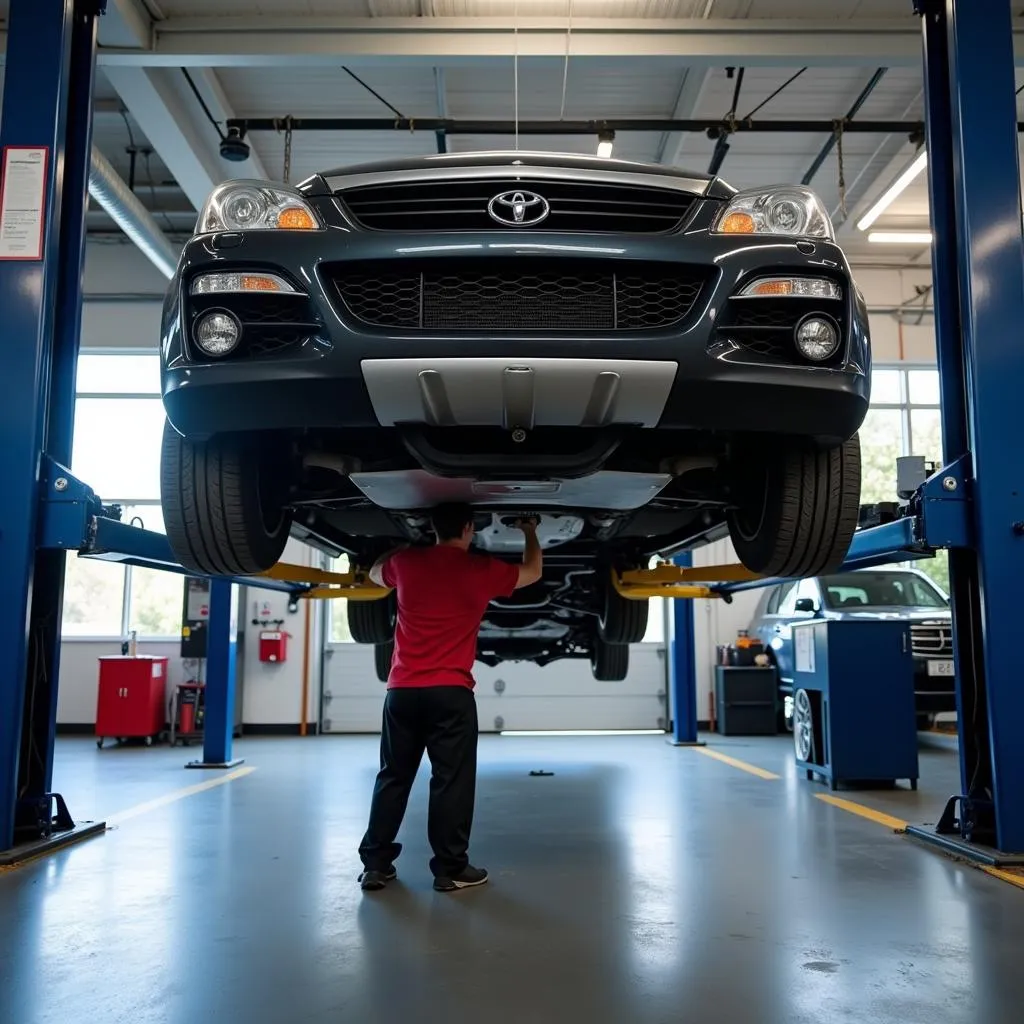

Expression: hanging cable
xmin=835 ymin=119 xmax=848 ymax=219
xmin=143 ymin=151 xmax=177 ymax=234
xmin=708 ymin=67 xmax=745 ymax=175
xmin=514 ymin=0 xmax=520 ymax=149
xmin=281 ymin=116 xmax=294 ymax=184
xmin=341 ymin=66 xmax=408 ymax=121
xmin=559 ymin=0 xmax=575 ymax=122
xmin=741 ymin=67 xmax=807 ymax=122
xmin=181 ymin=68 xmax=226 ymax=141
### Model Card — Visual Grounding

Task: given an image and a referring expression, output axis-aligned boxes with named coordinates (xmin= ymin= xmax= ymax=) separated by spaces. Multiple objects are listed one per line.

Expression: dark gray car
xmin=157 ymin=151 xmax=871 ymax=681
xmin=749 ymin=568 xmax=957 ymax=730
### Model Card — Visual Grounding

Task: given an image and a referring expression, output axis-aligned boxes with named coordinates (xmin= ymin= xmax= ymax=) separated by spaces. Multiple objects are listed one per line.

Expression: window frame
xmin=61 ymin=351 xmax=179 ymax=641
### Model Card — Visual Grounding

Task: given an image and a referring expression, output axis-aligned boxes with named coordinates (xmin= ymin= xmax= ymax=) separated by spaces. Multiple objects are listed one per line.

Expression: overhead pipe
xmin=88 ymin=147 xmax=179 ymax=280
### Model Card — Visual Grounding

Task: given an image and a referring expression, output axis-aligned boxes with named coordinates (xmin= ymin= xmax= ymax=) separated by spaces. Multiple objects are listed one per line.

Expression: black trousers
xmin=359 ymin=686 xmax=478 ymax=879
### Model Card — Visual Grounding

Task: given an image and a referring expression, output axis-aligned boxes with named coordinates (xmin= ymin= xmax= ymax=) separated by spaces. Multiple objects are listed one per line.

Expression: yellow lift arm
xmin=612 ymin=562 xmax=762 ymax=601
xmin=257 ymin=563 xmax=391 ymax=601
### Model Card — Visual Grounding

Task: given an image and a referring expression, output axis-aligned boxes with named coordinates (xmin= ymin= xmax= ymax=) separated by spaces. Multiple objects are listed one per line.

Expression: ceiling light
xmin=856 ymin=150 xmax=928 ymax=231
xmin=867 ymin=231 xmax=934 ymax=245
xmin=596 ymin=129 xmax=615 ymax=159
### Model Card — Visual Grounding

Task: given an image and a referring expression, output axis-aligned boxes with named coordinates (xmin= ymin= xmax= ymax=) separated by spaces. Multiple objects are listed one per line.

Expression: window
xmin=60 ymin=352 xmax=181 ymax=638
xmin=819 ymin=571 xmax=948 ymax=611
xmin=864 ymin=365 xmax=949 ymax=593
xmin=776 ymin=582 xmax=799 ymax=616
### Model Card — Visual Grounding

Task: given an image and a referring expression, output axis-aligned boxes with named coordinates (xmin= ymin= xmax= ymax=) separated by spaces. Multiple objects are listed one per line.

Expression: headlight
xmin=712 ymin=186 xmax=834 ymax=240
xmin=196 ymin=180 xmax=322 ymax=234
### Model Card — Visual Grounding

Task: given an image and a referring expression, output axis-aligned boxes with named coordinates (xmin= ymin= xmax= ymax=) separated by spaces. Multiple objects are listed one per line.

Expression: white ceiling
xmin=1 ymin=0 xmax=1022 ymax=260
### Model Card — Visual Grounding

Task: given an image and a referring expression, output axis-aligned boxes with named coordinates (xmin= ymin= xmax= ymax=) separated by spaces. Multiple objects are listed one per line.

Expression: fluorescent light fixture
xmin=596 ymin=128 xmax=615 ymax=159
xmin=857 ymin=150 xmax=928 ymax=232
xmin=500 ymin=729 xmax=665 ymax=737
xmin=868 ymin=231 xmax=934 ymax=245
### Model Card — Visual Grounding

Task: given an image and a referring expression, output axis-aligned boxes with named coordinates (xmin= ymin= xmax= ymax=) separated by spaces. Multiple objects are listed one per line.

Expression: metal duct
xmin=88 ymin=147 xmax=180 ymax=279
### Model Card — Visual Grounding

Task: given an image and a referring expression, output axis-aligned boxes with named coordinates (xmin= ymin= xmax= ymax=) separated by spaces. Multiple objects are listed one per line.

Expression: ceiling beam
xmin=96 ymin=0 xmax=152 ymax=50
xmin=61 ymin=17 xmax=1024 ymax=69
xmin=102 ymin=66 xmax=224 ymax=210
xmin=656 ymin=67 xmax=711 ymax=166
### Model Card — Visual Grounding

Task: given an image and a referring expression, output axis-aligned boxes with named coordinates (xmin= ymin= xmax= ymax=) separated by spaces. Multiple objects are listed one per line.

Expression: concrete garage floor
xmin=2 ymin=733 xmax=1022 ymax=1024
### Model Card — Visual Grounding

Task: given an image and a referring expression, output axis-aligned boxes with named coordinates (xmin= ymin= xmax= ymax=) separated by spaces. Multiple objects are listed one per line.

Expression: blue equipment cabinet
xmin=791 ymin=620 xmax=919 ymax=791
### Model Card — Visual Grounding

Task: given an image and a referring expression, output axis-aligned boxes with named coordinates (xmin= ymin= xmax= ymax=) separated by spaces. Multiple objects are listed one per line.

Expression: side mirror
xmin=795 ymin=597 xmax=817 ymax=613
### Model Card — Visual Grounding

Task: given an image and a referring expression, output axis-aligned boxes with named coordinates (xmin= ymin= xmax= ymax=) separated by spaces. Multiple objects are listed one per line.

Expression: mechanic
xmin=357 ymin=503 xmax=543 ymax=893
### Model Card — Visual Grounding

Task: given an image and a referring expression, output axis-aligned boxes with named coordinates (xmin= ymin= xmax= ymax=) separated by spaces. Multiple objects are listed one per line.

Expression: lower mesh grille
xmin=716 ymin=296 xmax=846 ymax=366
xmin=189 ymin=293 xmax=321 ymax=360
xmin=332 ymin=260 xmax=707 ymax=332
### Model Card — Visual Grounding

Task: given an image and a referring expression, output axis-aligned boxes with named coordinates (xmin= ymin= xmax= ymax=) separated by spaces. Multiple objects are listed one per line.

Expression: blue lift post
xmin=668 ymin=553 xmax=703 ymax=746
xmin=0 ymin=0 xmax=106 ymax=860
xmin=187 ymin=580 xmax=244 ymax=769
xmin=903 ymin=0 xmax=1024 ymax=860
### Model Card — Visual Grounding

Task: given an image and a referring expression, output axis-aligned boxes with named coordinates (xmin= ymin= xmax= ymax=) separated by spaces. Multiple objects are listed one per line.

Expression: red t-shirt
xmin=381 ymin=545 xmax=520 ymax=689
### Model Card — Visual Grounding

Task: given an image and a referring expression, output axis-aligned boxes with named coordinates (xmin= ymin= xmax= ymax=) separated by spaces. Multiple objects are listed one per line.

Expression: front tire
xmin=161 ymin=421 xmax=292 ymax=575
xmin=726 ymin=434 xmax=861 ymax=578
xmin=591 ymin=638 xmax=629 ymax=681
xmin=348 ymin=594 xmax=397 ymax=645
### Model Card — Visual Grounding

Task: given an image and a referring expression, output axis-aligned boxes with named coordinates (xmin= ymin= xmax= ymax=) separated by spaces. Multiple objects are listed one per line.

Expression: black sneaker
xmin=359 ymin=867 xmax=397 ymax=891
xmin=433 ymin=865 xmax=489 ymax=892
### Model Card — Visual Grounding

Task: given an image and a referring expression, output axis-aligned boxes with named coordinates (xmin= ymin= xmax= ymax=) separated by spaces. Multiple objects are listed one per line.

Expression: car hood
xmin=830 ymin=609 xmax=951 ymax=622
xmin=317 ymin=150 xmax=717 ymax=183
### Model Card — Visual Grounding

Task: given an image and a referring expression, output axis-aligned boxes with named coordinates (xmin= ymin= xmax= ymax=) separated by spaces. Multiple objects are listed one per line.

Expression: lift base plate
xmin=0 ymin=820 xmax=106 ymax=867
xmin=185 ymin=758 xmax=245 ymax=770
xmin=904 ymin=824 xmax=1024 ymax=867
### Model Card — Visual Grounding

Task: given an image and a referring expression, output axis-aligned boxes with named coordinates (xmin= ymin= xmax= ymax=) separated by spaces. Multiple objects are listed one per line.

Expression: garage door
xmin=320 ymin=602 xmax=668 ymax=734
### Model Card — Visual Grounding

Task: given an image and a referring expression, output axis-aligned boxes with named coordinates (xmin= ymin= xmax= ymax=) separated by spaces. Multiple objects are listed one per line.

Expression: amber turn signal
xmin=277 ymin=206 xmax=318 ymax=230
xmin=720 ymin=211 xmax=756 ymax=234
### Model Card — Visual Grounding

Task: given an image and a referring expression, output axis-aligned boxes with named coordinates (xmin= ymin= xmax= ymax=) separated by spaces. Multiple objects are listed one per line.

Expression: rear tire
xmin=599 ymin=581 xmax=649 ymax=644
xmin=374 ymin=640 xmax=394 ymax=683
xmin=161 ymin=421 xmax=292 ymax=575
xmin=591 ymin=638 xmax=629 ymax=681
xmin=348 ymin=594 xmax=397 ymax=645
xmin=726 ymin=433 xmax=861 ymax=578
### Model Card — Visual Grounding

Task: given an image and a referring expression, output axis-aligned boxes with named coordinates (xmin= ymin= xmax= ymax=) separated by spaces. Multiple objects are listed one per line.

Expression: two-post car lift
xmin=0 ymin=0 xmax=1022 ymax=866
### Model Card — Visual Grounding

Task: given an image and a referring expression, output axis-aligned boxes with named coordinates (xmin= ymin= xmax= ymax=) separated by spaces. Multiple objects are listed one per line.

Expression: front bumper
xmin=161 ymin=223 xmax=870 ymax=443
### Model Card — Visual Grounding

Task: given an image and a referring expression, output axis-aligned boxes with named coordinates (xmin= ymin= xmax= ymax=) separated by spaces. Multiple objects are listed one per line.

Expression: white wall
xmin=81 ymin=239 xmax=165 ymax=351
xmin=856 ymin=266 xmax=937 ymax=364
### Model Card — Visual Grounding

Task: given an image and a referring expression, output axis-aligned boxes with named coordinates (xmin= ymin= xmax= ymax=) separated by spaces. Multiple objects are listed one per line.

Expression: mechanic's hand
xmin=515 ymin=517 xmax=540 ymax=532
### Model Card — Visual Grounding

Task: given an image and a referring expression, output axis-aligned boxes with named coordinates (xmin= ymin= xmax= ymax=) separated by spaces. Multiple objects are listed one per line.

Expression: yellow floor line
xmin=981 ymin=866 xmax=1024 ymax=890
xmin=815 ymin=793 xmax=908 ymax=832
xmin=694 ymin=746 xmax=780 ymax=780
xmin=105 ymin=766 xmax=256 ymax=826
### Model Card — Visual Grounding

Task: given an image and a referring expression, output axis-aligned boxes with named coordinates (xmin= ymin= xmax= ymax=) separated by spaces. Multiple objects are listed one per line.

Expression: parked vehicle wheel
xmin=161 ymin=421 xmax=292 ymax=576
xmin=348 ymin=594 xmax=397 ymax=645
xmin=793 ymin=688 xmax=816 ymax=762
xmin=591 ymin=637 xmax=629 ymax=681
xmin=375 ymin=640 xmax=394 ymax=683
xmin=726 ymin=433 xmax=862 ymax=578
xmin=598 ymin=578 xmax=649 ymax=644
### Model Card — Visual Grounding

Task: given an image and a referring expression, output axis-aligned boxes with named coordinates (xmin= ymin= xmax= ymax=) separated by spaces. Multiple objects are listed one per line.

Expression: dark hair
xmin=431 ymin=502 xmax=475 ymax=542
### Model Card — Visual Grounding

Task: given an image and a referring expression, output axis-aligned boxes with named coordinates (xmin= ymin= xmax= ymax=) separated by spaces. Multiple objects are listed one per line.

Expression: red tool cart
xmin=95 ymin=656 xmax=168 ymax=749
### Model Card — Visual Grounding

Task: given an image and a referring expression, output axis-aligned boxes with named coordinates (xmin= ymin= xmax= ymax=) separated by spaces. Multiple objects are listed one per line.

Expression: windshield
xmin=819 ymin=572 xmax=948 ymax=611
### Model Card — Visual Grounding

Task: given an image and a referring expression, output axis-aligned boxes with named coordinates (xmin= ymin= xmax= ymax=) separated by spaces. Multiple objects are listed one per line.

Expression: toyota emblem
xmin=487 ymin=189 xmax=550 ymax=227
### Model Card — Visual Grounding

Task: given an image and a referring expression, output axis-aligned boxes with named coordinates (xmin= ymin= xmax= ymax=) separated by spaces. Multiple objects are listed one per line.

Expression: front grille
xmin=715 ymin=295 xmax=847 ymax=367
xmin=338 ymin=178 xmax=697 ymax=234
xmin=911 ymin=621 xmax=954 ymax=657
xmin=332 ymin=259 xmax=707 ymax=332
xmin=189 ymin=292 xmax=321 ymax=360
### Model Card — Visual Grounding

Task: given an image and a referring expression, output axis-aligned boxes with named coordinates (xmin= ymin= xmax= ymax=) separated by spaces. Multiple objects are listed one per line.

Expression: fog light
xmin=195 ymin=311 xmax=241 ymax=357
xmin=794 ymin=316 xmax=839 ymax=361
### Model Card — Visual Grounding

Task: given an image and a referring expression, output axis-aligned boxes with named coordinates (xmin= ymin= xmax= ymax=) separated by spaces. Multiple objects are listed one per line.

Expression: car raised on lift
xmin=158 ymin=151 xmax=869 ymax=681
